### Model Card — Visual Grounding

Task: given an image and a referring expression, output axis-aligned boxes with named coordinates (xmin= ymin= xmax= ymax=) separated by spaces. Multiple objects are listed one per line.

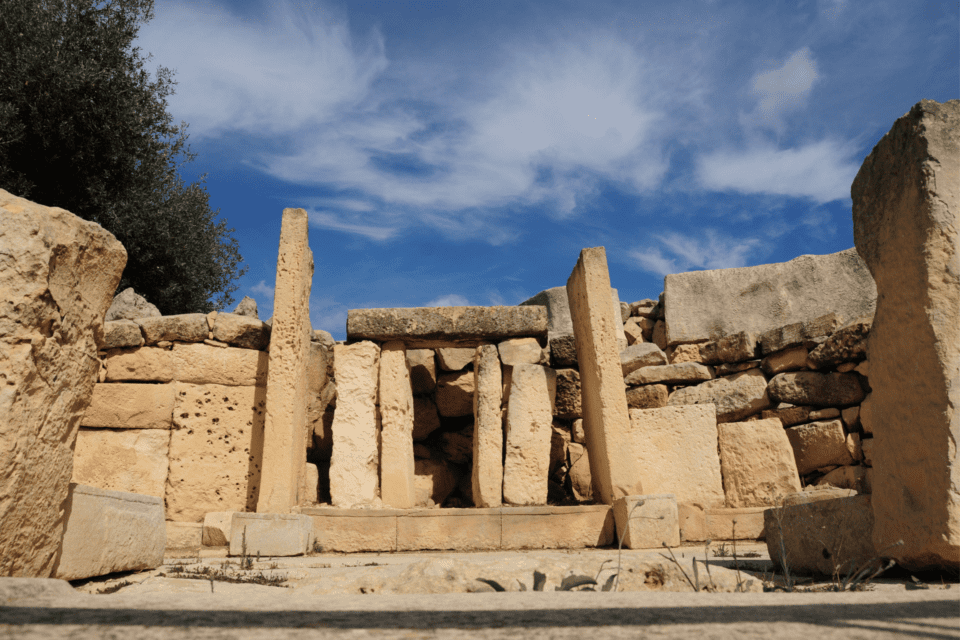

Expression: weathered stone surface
xmin=629 ymin=299 xmax=658 ymax=318
xmin=329 ymin=342 xmax=380 ymax=508
xmin=861 ymin=438 xmax=874 ymax=466
xmin=625 ymin=384 xmax=668 ymax=409
xmin=407 ymin=349 xmax=437 ymax=394
xmin=678 ymin=505 xmax=767 ymax=542
xmin=553 ymin=368 xmax=581 ymax=419
xmin=80 ymin=383 xmax=175 ymax=429
xmin=841 ymin=405 xmax=860 ymax=430
xmin=301 ymin=462 xmax=319 ymax=504
xmin=348 ymin=306 xmax=547 ymax=342
xmin=72 ymin=428 xmax=169 ymax=498
xmin=101 ymin=320 xmax=143 ymax=350
xmin=667 ymin=368 xmax=770 ymax=423
xmin=212 ymin=313 xmax=270 ymax=350
xmin=520 ymin=286 xmax=624 ymax=345
xmin=202 ymin=511 xmax=235 ymax=546
xmin=768 ymin=371 xmax=866 ymax=407
xmin=758 ymin=313 xmax=840 ymax=355
xmin=765 ymin=494 xmax=876 ymax=576
xmin=165 ymin=522 xmax=202 ymax=549
xmin=104 ymin=343 xmax=269 ymax=386
xmin=629 ymin=405 xmax=724 ymax=509
xmin=785 ymin=420 xmax=856 ymax=475
xmin=807 ymin=318 xmax=871 ymax=369
xmin=503 ymin=365 xmax=556 ymax=505
xmin=762 ymin=403 xmax=812 ymax=427
xmin=548 ymin=334 xmax=578 ymax=367
xmin=623 ymin=317 xmax=644 ymax=345
xmin=715 ymin=360 xmax=761 ymax=376
xmin=567 ymin=442 xmax=593 ymax=502
xmin=698 ymin=332 xmax=758 ymax=365
xmin=619 ymin=301 xmax=630 ymax=323
xmin=810 ymin=407 xmax=841 ymax=421
xmin=667 ymin=343 xmax=700 ymax=364
xmin=233 ymin=296 xmax=259 ymax=318
xmin=311 ymin=329 xmax=334 ymax=348
xmin=498 ymin=338 xmax=544 ymax=366
xmin=718 ymin=418 xmax=802 ymax=507
xmin=651 ymin=320 xmax=667 ymax=349
xmin=815 ymin=465 xmax=870 ymax=493
xmin=665 ymin=249 xmax=875 ymax=346
xmin=166 ymin=383 xmax=266 ymax=521
xmin=229 ymin=513 xmax=312 ymax=557
xmin=472 ymin=345 xmax=503 ymax=508
xmin=0 ymin=189 xmax=126 ymax=578
xmin=415 ymin=459 xmax=459 ymax=507
xmin=566 ymin=247 xmax=643 ymax=504
xmin=257 ymin=208 xmax=313 ymax=514
xmin=620 ymin=343 xmax=668 ymax=376
xmin=613 ymin=495 xmax=680 ymax=549
xmin=105 ymin=287 xmax=160 ymax=322
xmin=379 ymin=342 xmax=416 ymax=509
xmin=761 ymin=346 xmax=809 ymax=375
xmin=53 ymin=484 xmax=165 ymax=580
xmin=625 ymin=362 xmax=713 ymax=386
xmin=436 ymin=370 xmax=475 ymax=417
xmin=413 ymin=396 xmax=442 ymax=440
xmin=436 ymin=347 xmax=475 ymax=371
xmin=571 ymin=418 xmax=585 ymax=444
xmin=137 ymin=314 xmax=209 ymax=345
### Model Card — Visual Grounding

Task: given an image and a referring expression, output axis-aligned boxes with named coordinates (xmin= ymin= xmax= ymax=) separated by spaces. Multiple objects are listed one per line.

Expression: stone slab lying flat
xmin=229 ymin=513 xmax=313 ymax=557
xmin=678 ymin=505 xmax=767 ymax=542
xmin=54 ymin=484 xmax=165 ymax=580
xmin=397 ymin=509 xmax=502 ymax=551
xmin=346 ymin=306 xmax=547 ymax=342
xmin=500 ymin=505 xmax=614 ymax=549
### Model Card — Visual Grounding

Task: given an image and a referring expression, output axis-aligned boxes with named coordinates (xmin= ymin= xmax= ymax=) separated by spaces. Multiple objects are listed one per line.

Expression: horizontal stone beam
xmin=347 ymin=306 xmax=547 ymax=342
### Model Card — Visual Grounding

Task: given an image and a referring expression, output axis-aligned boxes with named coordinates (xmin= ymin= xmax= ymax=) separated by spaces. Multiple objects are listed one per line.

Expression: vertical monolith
xmin=472 ymin=345 xmax=503 ymax=507
xmin=502 ymin=364 xmax=556 ymax=505
xmin=379 ymin=341 xmax=415 ymax=508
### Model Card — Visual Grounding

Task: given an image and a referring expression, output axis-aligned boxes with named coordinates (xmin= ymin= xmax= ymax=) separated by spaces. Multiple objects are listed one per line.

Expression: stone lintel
xmin=346 ymin=306 xmax=547 ymax=342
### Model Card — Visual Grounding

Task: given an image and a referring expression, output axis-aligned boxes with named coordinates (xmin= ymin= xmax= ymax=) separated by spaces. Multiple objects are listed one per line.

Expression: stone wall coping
xmin=347 ymin=306 xmax=548 ymax=341
xmin=301 ymin=505 xmax=611 ymax=518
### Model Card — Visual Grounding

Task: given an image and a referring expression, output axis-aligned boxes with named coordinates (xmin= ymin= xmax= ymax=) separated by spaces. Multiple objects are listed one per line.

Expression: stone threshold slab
xmin=302 ymin=505 xmax=614 ymax=553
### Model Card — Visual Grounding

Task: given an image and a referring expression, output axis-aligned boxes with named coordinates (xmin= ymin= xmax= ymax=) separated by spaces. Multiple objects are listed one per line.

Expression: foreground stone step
xmin=229 ymin=513 xmax=313 ymax=557
xmin=613 ymin=494 xmax=681 ymax=549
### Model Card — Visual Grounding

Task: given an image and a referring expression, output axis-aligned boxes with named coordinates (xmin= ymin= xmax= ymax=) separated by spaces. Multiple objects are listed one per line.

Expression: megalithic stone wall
xmin=379 ymin=341 xmax=416 ymax=508
xmin=257 ymin=209 xmax=314 ymax=513
xmin=852 ymin=99 xmax=960 ymax=569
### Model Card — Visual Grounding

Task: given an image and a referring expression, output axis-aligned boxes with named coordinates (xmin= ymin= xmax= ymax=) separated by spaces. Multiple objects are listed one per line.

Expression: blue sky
xmin=136 ymin=0 xmax=958 ymax=339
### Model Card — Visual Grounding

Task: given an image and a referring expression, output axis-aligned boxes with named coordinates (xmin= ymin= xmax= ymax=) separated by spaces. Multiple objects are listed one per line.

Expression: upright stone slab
xmin=379 ymin=341 xmax=415 ymax=508
xmin=329 ymin=341 xmax=381 ymax=507
xmin=502 ymin=364 xmax=556 ymax=505
xmin=472 ymin=345 xmax=503 ymax=507
xmin=72 ymin=428 xmax=170 ymax=498
xmin=257 ymin=208 xmax=314 ymax=514
xmin=718 ymin=418 xmax=802 ymax=508
xmin=852 ymin=99 xmax=960 ymax=569
xmin=566 ymin=247 xmax=643 ymax=504
xmin=520 ymin=286 xmax=627 ymax=348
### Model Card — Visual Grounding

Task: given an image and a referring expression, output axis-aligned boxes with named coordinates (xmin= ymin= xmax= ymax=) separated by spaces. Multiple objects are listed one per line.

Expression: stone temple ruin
xmin=1 ymin=100 xmax=957 ymax=582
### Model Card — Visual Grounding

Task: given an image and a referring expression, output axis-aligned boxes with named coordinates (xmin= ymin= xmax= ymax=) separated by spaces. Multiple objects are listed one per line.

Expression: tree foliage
xmin=0 ymin=0 xmax=245 ymax=313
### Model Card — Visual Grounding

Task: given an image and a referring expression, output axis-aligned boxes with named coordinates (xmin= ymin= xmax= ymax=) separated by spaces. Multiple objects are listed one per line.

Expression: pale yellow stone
xmin=500 ymin=505 xmax=614 ymax=549
xmin=229 ymin=513 xmax=312 ymax=557
xmin=668 ymin=343 xmax=701 ymax=364
xmin=202 ymin=512 xmax=235 ymax=546
xmin=718 ymin=418 xmax=802 ymax=507
xmin=397 ymin=509 xmax=501 ymax=551
xmin=502 ymin=364 xmax=556 ymax=505
xmin=72 ymin=428 xmax=170 ymax=498
xmin=406 ymin=349 xmax=437 ymax=394
xmin=566 ymin=247 xmax=643 ymax=504
xmin=623 ymin=317 xmax=644 ymax=345
xmin=678 ymin=504 xmax=767 ymax=542
xmin=497 ymin=337 xmax=544 ymax=366
xmin=104 ymin=343 xmax=268 ymax=386
xmin=301 ymin=462 xmax=319 ymax=505
xmin=379 ymin=341 xmax=415 ymax=508
xmin=436 ymin=370 xmax=475 ymax=417
xmin=137 ymin=314 xmax=208 ymax=345
xmin=785 ymin=419 xmax=856 ymax=475
xmin=613 ymin=494 xmax=680 ymax=549
xmin=415 ymin=458 xmax=459 ymax=506
xmin=761 ymin=346 xmax=809 ymax=375
xmin=472 ymin=345 xmax=503 ymax=507
xmin=567 ymin=442 xmax=593 ymax=502
xmin=81 ymin=383 xmax=175 ymax=429
xmin=165 ymin=521 xmax=202 ymax=549
xmin=304 ymin=507 xmax=398 ymax=552
xmin=436 ymin=347 xmax=475 ymax=371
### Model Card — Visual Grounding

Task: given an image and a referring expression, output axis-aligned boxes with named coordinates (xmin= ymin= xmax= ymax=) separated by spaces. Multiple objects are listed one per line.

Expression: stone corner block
xmin=202 ymin=512 xmax=238 ymax=547
xmin=612 ymin=494 xmax=680 ymax=549
xmin=229 ymin=513 xmax=313 ymax=557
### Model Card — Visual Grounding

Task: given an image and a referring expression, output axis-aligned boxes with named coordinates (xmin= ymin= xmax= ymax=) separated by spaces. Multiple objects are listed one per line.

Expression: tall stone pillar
xmin=379 ymin=341 xmax=415 ymax=508
xmin=472 ymin=344 xmax=503 ymax=507
xmin=852 ymin=99 xmax=959 ymax=569
xmin=566 ymin=247 xmax=643 ymax=504
xmin=502 ymin=364 xmax=556 ymax=505
xmin=256 ymin=208 xmax=314 ymax=513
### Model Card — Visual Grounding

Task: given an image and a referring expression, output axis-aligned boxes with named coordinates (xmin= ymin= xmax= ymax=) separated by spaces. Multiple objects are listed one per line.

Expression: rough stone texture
xmin=212 ymin=313 xmax=270 ymax=350
xmin=667 ymin=368 xmax=771 ymax=423
xmin=136 ymin=314 xmax=209 ymax=345
xmin=436 ymin=347 xmax=476 ymax=371
xmin=623 ymin=317 xmax=644 ymax=345
xmin=620 ymin=343 xmax=668 ymax=376
xmin=229 ymin=513 xmax=312 ymax=557
xmin=629 ymin=405 xmax=725 ymax=509
xmin=626 ymin=384 xmax=668 ymax=409
xmin=807 ymin=318 xmax=871 ymax=369
xmin=104 ymin=287 xmax=160 ymax=322
xmin=415 ymin=459 xmax=459 ymax=507
xmin=520 ymin=286 xmax=624 ymax=346
xmin=301 ymin=462 xmax=319 ymax=505
xmin=257 ymin=209 xmax=314 ymax=514
xmin=233 ymin=296 xmax=259 ymax=318
xmin=718 ymin=418 xmax=802 ymax=508
xmin=842 ymin=405 xmax=861 ymax=430
xmin=104 ymin=343 xmax=269 ymax=386
xmin=630 ymin=299 xmax=658 ymax=317
xmin=472 ymin=345 xmax=503 ymax=508
xmin=407 ymin=349 xmax=437 ymax=394
xmin=378 ymin=342 xmax=416 ymax=509
xmin=567 ymin=442 xmax=593 ymax=502
xmin=851 ymin=101 xmax=960 ymax=570
xmin=548 ymin=334 xmax=578 ymax=368
xmin=862 ymin=438 xmax=874 ymax=467
xmin=651 ymin=320 xmax=667 ymax=350
xmin=72 ymin=428 xmax=170 ymax=498
xmin=202 ymin=511 xmax=235 ymax=546
xmin=101 ymin=320 xmax=143 ymax=350
xmin=667 ymin=343 xmax=700 ymax=364
xmin=311 ymin=329 xmax=334 ymax=348
xmin=761 ymin=346 xmax=809 ymax=375
xmin=0 ymin=189 xmax=126 ymax=578
xmin=665 ymin=249 xmax=876 ymax=346
xmin=498 ymin=338 xmax=544 ymax=366
xmin=678 ymin=505 xmax=768 ymax=542
xmin=80 ymin=383 xmax=175 ymax=429
xmin=758 ymin=313 xmax=840 ymax=355
xmin=165 ymin=522 xmax=202 ymax=549
xmin=716 ymin=360 xmax=762 ymax=376
xmin=765 ymin=494 xmax=876 ymax=576
xmin=698 ymin=332 xmax=758 ymax=365
xmin=815 ymin=465 xmax=870 ymax=493
xmin=566 ymin=247 xmax=643 ymax=504
xmin=502 ymin=365 xmax=556 ymax=506
xmin=553 ymin=368 xmax=581 ymax=419
xmin=52 ymin=484 xmax=165 ymax=580
xmin=412 ymin=396 xmax=442 ymax=440
xmin=329 ymin=342 xmax=381 ymax=508
xmin=768 ymin=371 xmax=866 ymax=407
xmin=436 ymin=370 xmax=475 ymax=417
xmin=166 ymin=383 xmax=266 ymax=521
xmin=348 ymin=306 xmax=547 ymax=342
xmin=624 ymin=362 xmax=713 ymax=386
xmin=762 ymin=403 xmax=813 ymax=427
xmin=785 ymin=420 xmax=856 ymax=476
xmin=613 ymin=494 xmax=680 ymax=549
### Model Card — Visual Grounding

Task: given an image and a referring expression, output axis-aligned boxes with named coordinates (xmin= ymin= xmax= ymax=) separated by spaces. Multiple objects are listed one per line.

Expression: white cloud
xmin=310 ymin=295 xmax=348 ymax=336
xmin=750 ymin=47 xmax=819 ymax=132
xmin=307 ymin=210 xmax=397 ymax=241
xmin=426 ymin=294 xmax=470 ymax=307
xmin=250 ymin=279 xmax=275 ymax=301
xmin=630 ymin=230 xmax=763 ymax=276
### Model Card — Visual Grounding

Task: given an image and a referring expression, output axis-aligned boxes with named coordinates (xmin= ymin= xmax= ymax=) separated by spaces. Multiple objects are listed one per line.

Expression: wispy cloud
xmin=426 ymin=294 xmax=470 ymax=307
xmin=307 ymin=210 xmax=397 ymax=241
xmin=250 ymin=279 xmax=275 ymax=301
xmin=750 ymin=47 xmax=819 ymax=132
xmin=310 ymin=295 xmax=348 ymax=335
xmin=630 ymin=230 xmax=764 ymax=276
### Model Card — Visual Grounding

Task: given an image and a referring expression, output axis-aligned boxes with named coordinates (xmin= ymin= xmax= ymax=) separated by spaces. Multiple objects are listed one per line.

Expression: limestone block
xmin=379 ymin=341 xmax=416 ymax=509
xmin=305 ymin=507 xmax=398 ymax=552
xmin=549 ymin=334 xmax=578 ymax=367
xmin=105 ymin=288 xmax=160 ymax=322
xmin=718 ymin=418 xmax=802 ymax=507
xmin=81 ymin=382 xmax=175 ymax=429
xmin=613 ymin=495 xmax=680 ymax=549
xmin=785 ymin=420 xmax=856 ymax=475
xmin=668 ymin=343 xmax=701 ymax=364
xmin=624 ymin=362 xmax=713 ymax=386
xmin=678 ymin=505 xmax=767 ymax=542
xmin=841 ymin=405 xmax=860 ymax=429
xmin=233 ymin=296 xmax=259 ymax=318
xmin=503 ymin=364 xmax=556 ymax=505
xmin=437 ymin=347 xmax=476 ymax=371
xmin=136 ymin=314 xmax=209 ymax=345
xmin=166 ymin=383 xmax=266 ymax=521
xmin=229 ymin=513 xmax=312 ymax=557
xmin=807 ymin=318 xmax=870 ymax=369
xmin=104 ymin=343 xmax=269 ymax=386
xmin=620 ymin=343 xmax=668 ymax=376
xmin=329 ymin=341 xmax=381 ymax=508
xmin=572 ymin=418 xmax=585 ymax=444
xmin=212 ymin=313 xmax=270 ymax=350
xmin=698 ymin=332 xmax=758 ymax=365
xmin=765 ymin=494 xmax=876 ymax=576
xmin=629 ymin=299 xmax=658 ymax=318
xmin=623 ymin=317 xmax=644 ymax=345
xmin=348 ymin=306 xmax=547 ymax=342
xmin=202 ymin=512 xmax=236 ymax=546
xmin=53 ymin=484 xmax=165 ymax=580
xmin=553 ymin=368 xmax=582 ymax=419
xmin=436 ymin=370 xmax=475 ymax=417
xmin=861 ymin=438 xmax=874 ymax=466
xmin=472 ymin=344 xmax=503 ymax=507
xmin=667 ymin=368 xmax=771 ymax=423
xmin=101 ymin=320 xmax=144 ymax=350
xmin=810 ymin=407 xmax=841 ymax=421
xmin=768 ymin=371 xmax=866 ymax=407
xmin=413 ymin=395 xmax=442 ymax=440
xmin=761 ymin=346 xmax=809 ymax=375
xmin=301 ymin=462 xmax=319 ymax=505
xmin=651 ymin=320 xmax=667 ymax=349
xmin=665 ymin=249 xmax=875 ymax=347
xmin=72 ymin=428 xmax=170 ymax=498
xmin=566 ymin=247 xmax=643 ymax=504
xmin=166 ymin=522 xmax=202 ymax=549
xmin=716 ymin=360 xmax=761 ymax=376
xmin=520 ymin=286 xmax=622 ymax=340
xmin=815 ymin=465 xmax=870 ymax=493
xmin=619 ymin=301 xmax=630 ymax=323
xmin=762 ymin=403 xmax=812 ymax=427
xmin=626 ymin=384 xmax=668 ymax=409
xmin=498 ymin=337 xmax=544 ymax=366
xmin=407 ymin=349 xmax=437 ymax=394
xmin=500 ymin=505 xmax=615 ymax=549
xmin=567 ymin=442 xmax=593 ymax=502
xmin=629 ymin=405 xmax=725 ymax=509
xmin=852 ymin=100 xmax=960 ymax=569
xmin=758 ymin=313 xmax=840 ymax=355
xmin=397 ymin=509 xmax=501 ymax=551
xmin=0 ymin=189 xmax=126 ymax=578
xmin=415 ymin=458 xmax=459 ymax=507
